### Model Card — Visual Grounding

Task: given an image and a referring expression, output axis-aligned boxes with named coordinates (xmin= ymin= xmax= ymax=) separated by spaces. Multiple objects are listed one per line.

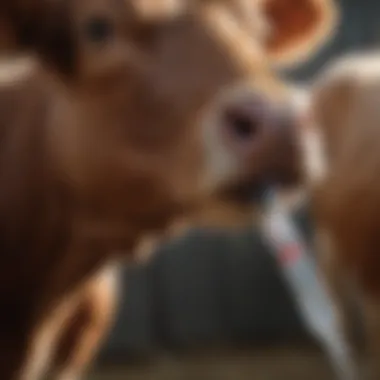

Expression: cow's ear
xmin=1 ymin=1 xmax=76 ymax=75
xmin=263 ymin=0 xmax=339 ymax=68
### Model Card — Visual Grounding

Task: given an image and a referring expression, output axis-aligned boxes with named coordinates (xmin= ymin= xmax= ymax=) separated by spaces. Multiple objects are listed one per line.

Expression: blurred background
xmin=91 ymin=0 xmax=378 ymax=378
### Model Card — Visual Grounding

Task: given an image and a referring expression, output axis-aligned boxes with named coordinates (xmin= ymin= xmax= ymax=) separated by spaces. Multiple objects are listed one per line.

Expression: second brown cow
xmin=310 ymin=52 xmax=380 ymax=380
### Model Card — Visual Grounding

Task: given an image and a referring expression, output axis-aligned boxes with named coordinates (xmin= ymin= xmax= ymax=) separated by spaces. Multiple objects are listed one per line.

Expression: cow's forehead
xmin=72 ymin=0 xmax=182 ymax=18
xmin=68 ymin=0 xmax=269 ymax=61
xmin=72 ymin=0 xmax=129 ymax=18
xmin=71 ymin=0 xmax=264 ymax=23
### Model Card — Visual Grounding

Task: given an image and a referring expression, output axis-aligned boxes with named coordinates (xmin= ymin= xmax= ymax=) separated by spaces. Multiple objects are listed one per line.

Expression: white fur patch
xmin=133 ymin=0 xmax=186 ymax=19
xmin=0 ymin=56 xmax=35 ymax=86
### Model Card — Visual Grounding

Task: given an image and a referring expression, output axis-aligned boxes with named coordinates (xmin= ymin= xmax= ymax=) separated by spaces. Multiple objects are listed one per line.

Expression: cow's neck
xmin=0 ymin=70 xmax=113 ymax=318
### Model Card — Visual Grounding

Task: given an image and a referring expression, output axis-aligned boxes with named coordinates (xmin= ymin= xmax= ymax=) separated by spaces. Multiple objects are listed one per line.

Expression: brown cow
xmin=0 ymin=0 xmax=337 ymax=379
xmin=311 ymin=52 xmax=380 ymax=380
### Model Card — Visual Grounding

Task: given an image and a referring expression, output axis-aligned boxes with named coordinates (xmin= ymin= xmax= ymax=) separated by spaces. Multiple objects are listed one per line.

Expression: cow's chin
xmin=220 ymin=163 xmax=304 ymax=204
xmin=133 ymin=168 xmax=304 ymax=262
xmin=218 ymin=178 xmax=271 ymax=205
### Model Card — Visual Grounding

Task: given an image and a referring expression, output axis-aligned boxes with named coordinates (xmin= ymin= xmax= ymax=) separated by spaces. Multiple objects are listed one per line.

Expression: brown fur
xmin=311 ymin=52 xmax=380 ymax=379
xmin=0 ymin=0 xmax=336 ymax=379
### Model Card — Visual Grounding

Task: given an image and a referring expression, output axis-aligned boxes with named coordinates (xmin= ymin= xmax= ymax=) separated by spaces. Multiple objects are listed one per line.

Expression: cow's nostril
xmin=223 ymin=107 xmax=259 ymax=140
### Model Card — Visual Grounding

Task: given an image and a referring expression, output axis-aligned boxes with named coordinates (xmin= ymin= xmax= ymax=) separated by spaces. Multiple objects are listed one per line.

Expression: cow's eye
xmin=84 ymin=17 xmax=114 ymax=44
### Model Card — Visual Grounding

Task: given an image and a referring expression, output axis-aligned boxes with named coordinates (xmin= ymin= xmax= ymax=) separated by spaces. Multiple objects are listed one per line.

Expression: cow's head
xmin=3 ymin=0 xmax=338 ymax=241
